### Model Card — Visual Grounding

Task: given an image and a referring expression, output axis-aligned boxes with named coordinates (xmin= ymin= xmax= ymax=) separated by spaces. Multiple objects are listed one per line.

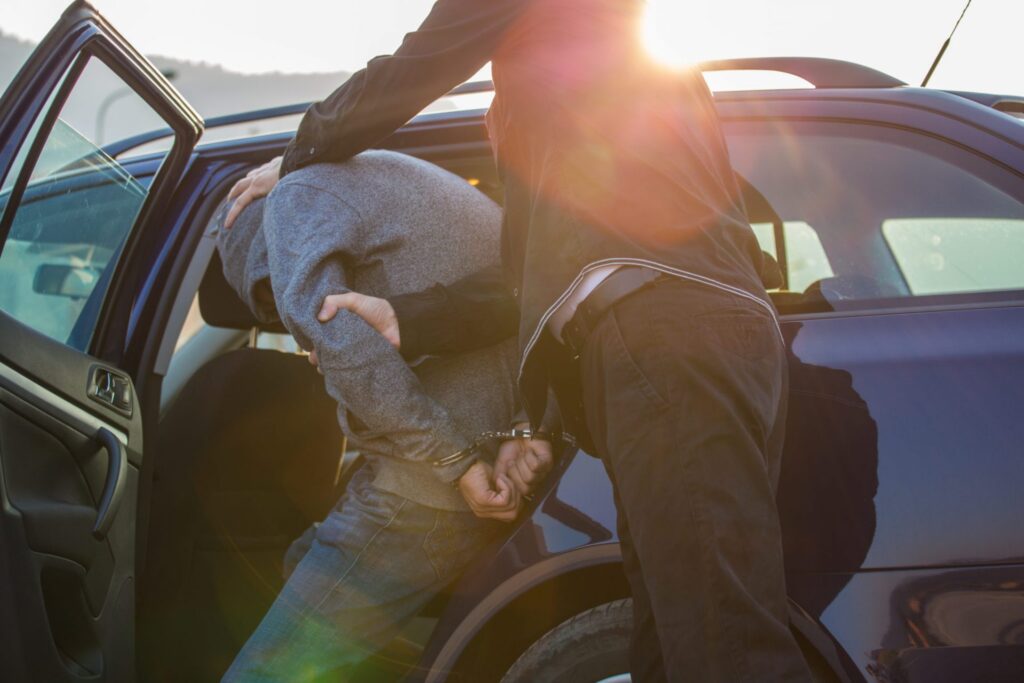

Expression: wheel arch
xmin=421 ymin=541 xmax=857 ymax=683
xmin=423 ymin=544 xmax=629 ymax=682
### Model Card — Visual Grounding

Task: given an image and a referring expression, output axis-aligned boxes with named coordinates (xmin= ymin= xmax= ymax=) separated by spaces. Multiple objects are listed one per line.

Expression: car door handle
xmin=92 ymin=428 xmax=127 ymax=540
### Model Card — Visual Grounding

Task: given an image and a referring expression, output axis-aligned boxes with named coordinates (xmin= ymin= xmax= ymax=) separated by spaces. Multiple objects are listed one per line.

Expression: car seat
xmin=139 ymin=253 xmax=345 ymax=682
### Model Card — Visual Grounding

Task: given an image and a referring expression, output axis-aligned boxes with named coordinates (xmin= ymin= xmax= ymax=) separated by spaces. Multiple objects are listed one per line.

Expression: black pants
xmin=579 ymin=278 xmax=812 ymax=682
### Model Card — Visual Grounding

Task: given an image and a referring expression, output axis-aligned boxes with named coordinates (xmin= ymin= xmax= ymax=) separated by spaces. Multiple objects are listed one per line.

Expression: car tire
xmin=500 ymin=599 xmax=633 ymax=683
xmin=500 ymin=597 xmax=842 ymax=683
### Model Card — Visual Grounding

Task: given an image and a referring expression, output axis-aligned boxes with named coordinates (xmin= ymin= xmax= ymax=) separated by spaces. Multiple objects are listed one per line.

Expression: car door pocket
xmin=38 ymin=555 xmax=104 ymax=677
xmin=22 ymin=499 xmax=117 ymax=613
xmin=0 ymin=400 xmax=118 ymax=608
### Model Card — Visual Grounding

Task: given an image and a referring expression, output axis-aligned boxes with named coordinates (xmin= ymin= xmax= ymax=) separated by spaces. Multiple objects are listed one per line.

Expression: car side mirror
xmin=32 ymin=263 xmax=101 ymax=299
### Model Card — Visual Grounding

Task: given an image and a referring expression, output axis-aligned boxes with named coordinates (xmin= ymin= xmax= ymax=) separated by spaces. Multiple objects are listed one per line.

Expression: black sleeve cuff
xmin=391 ymin=266 xmax=519 ymax=360
xmin=280 ymin=130 xmax=318 ymax=178
xmin=390 ymin=284 xmax=450 ymax=361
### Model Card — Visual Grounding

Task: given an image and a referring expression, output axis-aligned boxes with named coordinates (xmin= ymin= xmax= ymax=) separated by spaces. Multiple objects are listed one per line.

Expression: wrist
xmin=434 ymin=446 xmax=480 ymax=487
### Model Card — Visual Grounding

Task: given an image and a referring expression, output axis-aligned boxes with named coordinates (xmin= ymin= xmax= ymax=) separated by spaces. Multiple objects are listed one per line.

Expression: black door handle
xmin=92 ymin=428 xmax=126 ymax=540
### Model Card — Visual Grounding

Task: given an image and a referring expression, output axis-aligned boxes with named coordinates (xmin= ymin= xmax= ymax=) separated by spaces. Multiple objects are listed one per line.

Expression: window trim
xmin=776 ymin=292 xmax=1024 ymax=323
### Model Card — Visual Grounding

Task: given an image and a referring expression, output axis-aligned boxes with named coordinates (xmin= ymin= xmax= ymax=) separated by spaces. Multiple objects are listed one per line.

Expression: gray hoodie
xmin=217 ymin=151 xmax=517 ymax=510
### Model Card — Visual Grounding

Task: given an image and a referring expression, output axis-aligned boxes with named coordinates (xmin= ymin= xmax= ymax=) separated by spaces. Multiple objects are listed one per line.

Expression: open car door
xmin=0 ymin=2 xmax=201 ymax=680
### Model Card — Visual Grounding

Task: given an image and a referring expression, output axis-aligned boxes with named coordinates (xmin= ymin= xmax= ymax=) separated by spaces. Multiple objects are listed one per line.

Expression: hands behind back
xmin=458 ymin=461 xmax=520 ymax=522
xmin=313 ymin=295 xmax=546 ymax=520
xmin=494 ymin=425 xmax=554 ymax=496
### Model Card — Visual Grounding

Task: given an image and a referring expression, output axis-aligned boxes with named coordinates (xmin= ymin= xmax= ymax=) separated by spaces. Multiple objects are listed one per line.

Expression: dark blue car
xmin=1 ymin=4 xmax=1023 ymax=682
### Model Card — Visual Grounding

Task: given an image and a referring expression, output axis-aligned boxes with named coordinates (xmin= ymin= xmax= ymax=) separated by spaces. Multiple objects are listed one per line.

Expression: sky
xmin=0 ymin=0 xmax=1021 ymax=95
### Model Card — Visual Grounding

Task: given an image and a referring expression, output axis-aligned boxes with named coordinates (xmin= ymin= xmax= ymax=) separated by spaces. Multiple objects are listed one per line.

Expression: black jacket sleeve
xmin=281 ymin=0 xmax=527 ymax=175
xmin=390 ymin=265 xmax=519 ymax=360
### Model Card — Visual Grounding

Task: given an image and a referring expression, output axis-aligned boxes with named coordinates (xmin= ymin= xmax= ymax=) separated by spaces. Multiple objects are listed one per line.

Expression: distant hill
xmin=1 ymin=30 xmax=354 ymax=114
xmin=0 ymin=30 xmax=361 ymax=143
xmin=0 ymin=31 xmax=35 ymax=89
xmin=147 ymin=56 xmax=354 ymax=119
xmin=0 ymin=30 xmax=465 ymax=148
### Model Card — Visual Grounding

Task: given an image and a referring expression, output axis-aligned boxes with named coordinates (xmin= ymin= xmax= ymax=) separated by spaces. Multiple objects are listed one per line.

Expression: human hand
xmin=318 ymin=292 xmax=401 ymax=350
xmin=494 ymin=424 xmax=554 ymax=496
xmin=224 ymin=156 xmax=283 ymax=228
xmin=458 ymin=461 xmax=521 ymax=522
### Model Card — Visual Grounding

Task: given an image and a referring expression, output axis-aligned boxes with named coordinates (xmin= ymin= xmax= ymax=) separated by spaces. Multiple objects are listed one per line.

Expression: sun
xmin=640 ymin=0 xmax=705 ymax=70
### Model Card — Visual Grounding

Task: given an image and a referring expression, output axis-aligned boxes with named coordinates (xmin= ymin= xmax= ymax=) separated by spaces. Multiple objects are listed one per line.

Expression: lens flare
xmin=640 ymin=0 xmax=703 ymax=69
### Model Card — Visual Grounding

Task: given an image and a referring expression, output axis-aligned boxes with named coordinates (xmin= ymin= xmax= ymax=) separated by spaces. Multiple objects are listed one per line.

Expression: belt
xmin=561 ymin=267 xmax=666 ymax=359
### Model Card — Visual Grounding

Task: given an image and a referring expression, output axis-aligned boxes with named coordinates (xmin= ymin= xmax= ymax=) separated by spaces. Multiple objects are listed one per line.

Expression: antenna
xmin=921 ymin=0 xmax=974 ymax=87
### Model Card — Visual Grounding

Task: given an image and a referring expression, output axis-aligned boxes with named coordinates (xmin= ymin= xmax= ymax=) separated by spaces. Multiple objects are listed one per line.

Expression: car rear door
xmin=721 ymin=95 xmax=1024 ymax=681
xmin=0 ymin=3 xmax=201 ymax=680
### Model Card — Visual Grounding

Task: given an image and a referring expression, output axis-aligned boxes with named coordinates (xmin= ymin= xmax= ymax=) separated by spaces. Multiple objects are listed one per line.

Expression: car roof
xmin=111 ymin=58 xmax=1024 ymax=160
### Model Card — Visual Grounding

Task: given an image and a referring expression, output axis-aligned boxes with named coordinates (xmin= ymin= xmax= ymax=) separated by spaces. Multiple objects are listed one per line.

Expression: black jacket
xmin=281 ymin=0 xmax=770 ymax=434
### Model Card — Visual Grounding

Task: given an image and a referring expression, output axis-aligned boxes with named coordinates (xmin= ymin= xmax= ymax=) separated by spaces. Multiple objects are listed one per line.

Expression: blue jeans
xmin=222 ymin=467 xmax=497 ymax=682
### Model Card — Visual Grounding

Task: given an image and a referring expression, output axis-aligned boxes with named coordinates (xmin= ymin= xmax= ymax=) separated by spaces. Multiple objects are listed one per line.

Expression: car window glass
xmin=750 ymin=221 xmax=834 ymax=293
xmin=0 ymin=72 xmax=68 ymax=209
xmin=883 ymin=218 xmax=1024 ymax=295
xmin=727 ymin=121 xmax=1024 ymax=313
xmin=0 ymin=56 xmax=164 ymax=350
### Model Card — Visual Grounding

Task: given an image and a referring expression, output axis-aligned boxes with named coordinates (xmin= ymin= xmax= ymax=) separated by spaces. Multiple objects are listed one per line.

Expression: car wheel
xmin=500 ymin=599 xmax=633 ymax=683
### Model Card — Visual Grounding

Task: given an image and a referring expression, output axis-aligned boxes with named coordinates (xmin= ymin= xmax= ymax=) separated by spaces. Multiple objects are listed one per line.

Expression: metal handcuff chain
xmin=433 ymin=428 xmax=555 ymax=469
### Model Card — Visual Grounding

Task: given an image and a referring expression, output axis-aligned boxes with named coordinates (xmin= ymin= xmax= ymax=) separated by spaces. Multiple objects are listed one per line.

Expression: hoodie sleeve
xmin=262 ymin=177 xmax=477 ymax=483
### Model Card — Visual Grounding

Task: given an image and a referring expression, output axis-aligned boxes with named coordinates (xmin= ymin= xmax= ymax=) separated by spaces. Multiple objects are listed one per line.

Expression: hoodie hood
xmin=212 ymin=197 xmax=279 ymax=326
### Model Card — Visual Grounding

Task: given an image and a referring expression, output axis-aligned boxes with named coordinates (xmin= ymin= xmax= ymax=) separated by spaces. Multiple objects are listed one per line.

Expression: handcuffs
xmin=433 ymin=427 xmax=555 ymax=470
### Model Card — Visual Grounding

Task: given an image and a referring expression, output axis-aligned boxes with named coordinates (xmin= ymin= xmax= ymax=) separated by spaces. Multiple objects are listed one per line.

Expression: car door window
xmin=750 ymin=220 xmax=834 ymax=293
xmin=882 ymin=218 xmax=1024 ymax=295
xmin=726 ymin=120 xmax=1024 ymax=313
xmin=0 ymin=57 xmax=164 ymax=349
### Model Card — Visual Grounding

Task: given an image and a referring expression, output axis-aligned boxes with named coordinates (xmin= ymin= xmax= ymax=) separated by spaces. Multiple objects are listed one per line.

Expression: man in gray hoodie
xmin=215 ymin=150 xmax=551 ymax=681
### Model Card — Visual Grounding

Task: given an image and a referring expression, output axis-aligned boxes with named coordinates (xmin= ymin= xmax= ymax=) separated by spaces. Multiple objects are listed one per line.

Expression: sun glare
xmin=640 ymin=1 xmax=817 ymax=92
xmin=641 ymin=0 xmax=703 ymax=69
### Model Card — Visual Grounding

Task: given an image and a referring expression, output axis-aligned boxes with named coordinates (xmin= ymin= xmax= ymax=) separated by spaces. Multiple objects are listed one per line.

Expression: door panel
xmin=779 ymin=308 xmax=1024 ymax=682
xmin=724 ymin=112 xmax=1024 ymax=679
xmin=0 ymin=351 xmax=140 ymax=681
xmin=0 ymin=2 xmax=201 ymax=680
